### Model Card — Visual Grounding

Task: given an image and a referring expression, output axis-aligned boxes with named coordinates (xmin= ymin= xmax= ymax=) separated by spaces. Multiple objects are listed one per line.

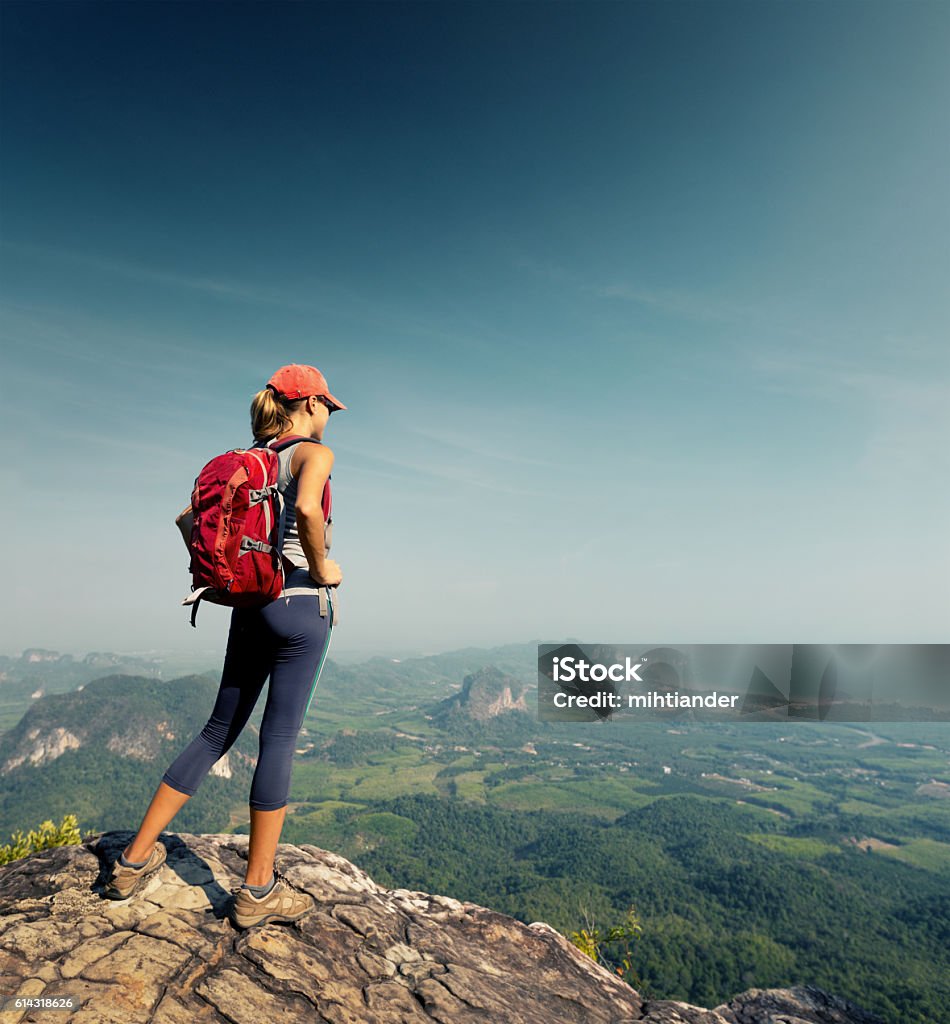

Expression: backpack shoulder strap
xmin=269 ymin=435 xmax=322 ymax=453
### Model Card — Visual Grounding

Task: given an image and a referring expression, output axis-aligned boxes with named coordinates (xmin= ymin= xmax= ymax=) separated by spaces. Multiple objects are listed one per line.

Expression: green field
xmin=746 ymin=834 xmax=842 ymax=858
xmin=874 ymin=837 xmax=950 ymax=874
xmin=3 ymin=653 xmax=949 ymax=1024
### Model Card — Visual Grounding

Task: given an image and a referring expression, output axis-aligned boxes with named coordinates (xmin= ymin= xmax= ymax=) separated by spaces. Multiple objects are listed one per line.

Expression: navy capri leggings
xmin=162 ymin=588 xmax=333 ymax=811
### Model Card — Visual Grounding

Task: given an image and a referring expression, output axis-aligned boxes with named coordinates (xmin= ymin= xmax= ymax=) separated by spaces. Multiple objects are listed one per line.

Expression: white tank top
xmin=275 ymin=442 xmax=331 ymax=568
xmin=271 ymin=440 xmax=338 ymax=622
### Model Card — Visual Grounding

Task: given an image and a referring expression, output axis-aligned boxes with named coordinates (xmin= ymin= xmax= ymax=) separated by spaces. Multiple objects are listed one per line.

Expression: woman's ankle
xmin=121 ymin=842 xmax=151 ymax=865
xmin=244 ymin=866 xmax=276 ymax=887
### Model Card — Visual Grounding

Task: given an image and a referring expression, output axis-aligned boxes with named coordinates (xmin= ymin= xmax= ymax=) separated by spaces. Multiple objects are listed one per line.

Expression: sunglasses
xmin=315 ymin=395 xmax=335 ymax=413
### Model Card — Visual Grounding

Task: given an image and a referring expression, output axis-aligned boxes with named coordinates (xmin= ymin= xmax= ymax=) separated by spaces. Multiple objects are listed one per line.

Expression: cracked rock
xmin=0 ymin=832 xmax=885 ymax=1024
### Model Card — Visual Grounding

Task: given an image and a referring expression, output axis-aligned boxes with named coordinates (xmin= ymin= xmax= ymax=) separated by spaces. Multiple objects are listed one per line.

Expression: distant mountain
xmin=0 ymin=641 xmax=540 ymax=724
xmin=432 ymin=666 xmax=530 ymax=724
xmin=0 ymin=648 xmax=165 ymax=686
xmin=408 ymin=641 xmax=538 ymax=682
xmin=0 ymin=650 xmax=168 ymax=732
xmin=0 ymin=674 xmax=252 ymax=769
xmin=344 ymin=641 xmax=538 ymax=694
xmin=0 ymin=640 xmax=545 ymax=836
xmin=427 ymin=667 xmax=536 ymax=749
xmin=0 ymin=674 xmax=255 ymax=839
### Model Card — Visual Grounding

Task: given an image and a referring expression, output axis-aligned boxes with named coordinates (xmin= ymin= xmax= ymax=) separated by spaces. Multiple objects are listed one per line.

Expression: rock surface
xmin=0 ymin=833 xmax=886 ymax=1024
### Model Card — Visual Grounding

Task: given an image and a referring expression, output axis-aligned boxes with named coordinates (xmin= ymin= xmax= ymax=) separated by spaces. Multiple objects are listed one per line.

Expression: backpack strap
xmin=266 ymin=435 xmax=333 ymax=574
xmin=182 ymin=586 xmax=212 ymax=628
xmin=312 ymin=584 xmax=338 ymax=624
xmin=267 ymin=436 xmax=331 ymax=513
xmin=268 ymin=435 xmax=332 ymax=516
xmin=268 ymin=435 xmax=322 ymax=453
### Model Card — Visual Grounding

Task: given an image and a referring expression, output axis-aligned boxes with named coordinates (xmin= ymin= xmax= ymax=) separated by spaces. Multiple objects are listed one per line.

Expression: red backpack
xmin=181 ymin=436 xmax=327 ymax=626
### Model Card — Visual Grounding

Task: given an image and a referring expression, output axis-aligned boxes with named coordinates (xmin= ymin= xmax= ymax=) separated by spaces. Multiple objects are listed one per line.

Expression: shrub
xmin=570 ymin=904 xmax=644 ymax=989
xmin=0 ymin=814 xmax=83 ymax=866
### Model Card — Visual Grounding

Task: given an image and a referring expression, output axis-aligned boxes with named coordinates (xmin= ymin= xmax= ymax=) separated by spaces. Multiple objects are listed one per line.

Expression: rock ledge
xmin=0 ymin=833 xmax=885 ymax=1024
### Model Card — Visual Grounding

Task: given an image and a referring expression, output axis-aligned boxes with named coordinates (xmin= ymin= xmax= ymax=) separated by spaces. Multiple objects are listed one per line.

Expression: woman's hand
xmin=310 ymin=559 xmax=343 ymax=587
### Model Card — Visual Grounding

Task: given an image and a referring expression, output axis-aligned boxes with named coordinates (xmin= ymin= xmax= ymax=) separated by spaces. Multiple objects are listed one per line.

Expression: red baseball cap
xmin=266 ymin=364 xmax=347 ymax=410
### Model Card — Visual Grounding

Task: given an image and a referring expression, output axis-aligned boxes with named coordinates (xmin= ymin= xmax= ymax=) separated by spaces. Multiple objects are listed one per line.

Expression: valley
xmin=1 ymin=644 xmax=948 ymax=1022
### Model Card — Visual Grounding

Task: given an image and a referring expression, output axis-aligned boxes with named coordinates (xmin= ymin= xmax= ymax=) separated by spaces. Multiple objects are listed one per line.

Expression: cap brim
xmin=325 ymin=391 xmax=346 ymax=411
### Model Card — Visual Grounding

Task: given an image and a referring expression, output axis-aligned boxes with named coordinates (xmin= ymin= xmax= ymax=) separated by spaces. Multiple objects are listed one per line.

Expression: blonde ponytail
xmin=250 ymin=388 xmax=302 ymax=442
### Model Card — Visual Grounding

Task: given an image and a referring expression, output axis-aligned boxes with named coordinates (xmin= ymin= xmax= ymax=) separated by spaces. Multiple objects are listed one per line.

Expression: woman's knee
xmin=198 ymin=715 xmax=242 ymax=754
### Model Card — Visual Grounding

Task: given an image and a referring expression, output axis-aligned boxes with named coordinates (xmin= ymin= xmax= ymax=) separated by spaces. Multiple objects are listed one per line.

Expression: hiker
xmin=103 ymin=364 xmax=345 ymax=929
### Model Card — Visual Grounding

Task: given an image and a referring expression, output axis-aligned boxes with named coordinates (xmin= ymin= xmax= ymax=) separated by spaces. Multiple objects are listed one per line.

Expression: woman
xmin=104 ymin=364 xmax=345 ymax=929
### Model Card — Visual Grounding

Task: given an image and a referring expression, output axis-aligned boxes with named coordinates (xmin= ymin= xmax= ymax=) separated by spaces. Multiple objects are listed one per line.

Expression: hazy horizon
xmin=0 ymin=639 xmax=529 ymax=665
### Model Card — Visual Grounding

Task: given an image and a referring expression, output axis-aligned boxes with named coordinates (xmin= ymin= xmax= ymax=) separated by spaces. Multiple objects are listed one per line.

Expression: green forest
xmin=2 ymin=662 xmax=949 ymax=1022
xmin=273 ymin=792 xmax=949 ymax=1023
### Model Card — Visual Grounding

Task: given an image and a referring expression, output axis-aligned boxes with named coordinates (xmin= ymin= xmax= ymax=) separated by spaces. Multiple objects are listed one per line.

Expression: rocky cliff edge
xmin=0 ymin=833 xmax=885 ymax=1024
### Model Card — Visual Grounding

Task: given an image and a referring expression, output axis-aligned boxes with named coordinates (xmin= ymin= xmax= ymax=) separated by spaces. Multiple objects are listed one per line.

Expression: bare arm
xmin=293 ymin=444 xmax=343 ymax=586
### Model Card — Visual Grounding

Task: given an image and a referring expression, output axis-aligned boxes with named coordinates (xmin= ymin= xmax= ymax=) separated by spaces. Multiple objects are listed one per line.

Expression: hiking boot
xmin=228 ymin=867 xmax=314 ymax=929
xmin=103 ymin=842 xmax=167 ymax=900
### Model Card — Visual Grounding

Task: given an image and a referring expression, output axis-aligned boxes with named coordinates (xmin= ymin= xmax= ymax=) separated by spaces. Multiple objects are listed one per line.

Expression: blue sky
xmin=2 ymin=1 xmax=948 ymax=658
